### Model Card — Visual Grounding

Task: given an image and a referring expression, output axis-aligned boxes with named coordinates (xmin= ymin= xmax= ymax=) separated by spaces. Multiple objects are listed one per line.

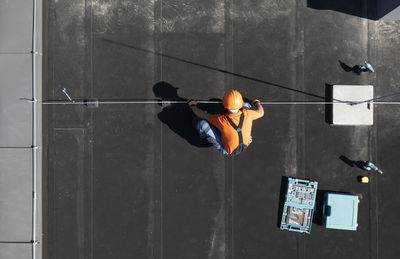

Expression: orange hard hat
xmin=222 ymin=90 xmax=243 ymax=110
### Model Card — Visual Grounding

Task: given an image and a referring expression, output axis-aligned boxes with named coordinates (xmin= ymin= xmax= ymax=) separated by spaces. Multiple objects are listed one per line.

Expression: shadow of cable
xmin=102 ymin=38 xmax=325 ymax=100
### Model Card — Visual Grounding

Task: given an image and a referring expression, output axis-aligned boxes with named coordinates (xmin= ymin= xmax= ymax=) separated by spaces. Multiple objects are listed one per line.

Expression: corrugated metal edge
xmin=33 ymin=0 xmax=42 ymax=258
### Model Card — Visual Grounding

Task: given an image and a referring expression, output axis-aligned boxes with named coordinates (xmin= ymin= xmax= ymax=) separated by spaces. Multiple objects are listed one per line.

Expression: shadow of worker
xmin=153 ymin=81 xmax=211 ymax=147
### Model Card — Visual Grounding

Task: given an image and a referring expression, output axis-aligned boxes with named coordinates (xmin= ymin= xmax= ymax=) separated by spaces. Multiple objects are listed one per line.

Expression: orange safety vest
xmin=208 ymin=109 xmax=258 ymax=155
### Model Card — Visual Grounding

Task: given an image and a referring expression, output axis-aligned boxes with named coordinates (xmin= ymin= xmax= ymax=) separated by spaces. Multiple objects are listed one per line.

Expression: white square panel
xmin=332 ymin=85 xmax=373 ymax=125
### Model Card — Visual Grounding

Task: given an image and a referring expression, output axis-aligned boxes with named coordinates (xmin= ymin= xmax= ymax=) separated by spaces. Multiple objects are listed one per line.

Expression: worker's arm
xmin=188 ymin=100 xmax=209 ymax=120
xmin=191 ymin=106 xmax=209 ymax=120
xmin=251 ymin=99 xmax=264 ymax=119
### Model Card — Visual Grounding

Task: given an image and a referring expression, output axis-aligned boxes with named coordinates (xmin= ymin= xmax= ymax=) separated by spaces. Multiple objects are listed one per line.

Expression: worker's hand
xmin=251 ymin=99 xmax=261 ymax=106
xmin=187 ymin=99 xmax=198 ymax=107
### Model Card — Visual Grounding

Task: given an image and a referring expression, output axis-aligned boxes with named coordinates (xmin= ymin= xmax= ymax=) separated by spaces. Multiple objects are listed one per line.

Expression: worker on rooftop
xmin=188 ymin=90 xmax=264 ymax=155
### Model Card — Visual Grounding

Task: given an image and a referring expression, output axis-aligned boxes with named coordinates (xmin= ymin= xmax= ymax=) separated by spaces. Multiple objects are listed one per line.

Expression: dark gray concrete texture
xmin=374 ymin=21 xmax=400 ymax=259
xmin=0 ymin=149 xmax=33 ymax=241
xmin=0 ymin=54 xmax=33 ymax=147
xmin=46 ymin=129 xmax=89 ymax=259
xmin=230 ymin=2 xmax=301 ymax=257
xmin=158 ymin=2 xmax=228 ymax=259
xmin=0 ymin=244 xmax=32 ymax=259
xmin=91 ymin=105 xmax=157 ymax=259
xmin=303 ymin=5 xmax=375 ymax=259
xmin=44 ymin=0 xmax=400 ymax=259
xmin=0 ymin=0 xmax=33 ymax=52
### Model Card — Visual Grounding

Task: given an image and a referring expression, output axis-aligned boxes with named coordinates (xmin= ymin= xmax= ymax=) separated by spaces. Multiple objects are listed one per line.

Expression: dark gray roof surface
xmin=44 ymin=1 xmax=400 ymax=259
